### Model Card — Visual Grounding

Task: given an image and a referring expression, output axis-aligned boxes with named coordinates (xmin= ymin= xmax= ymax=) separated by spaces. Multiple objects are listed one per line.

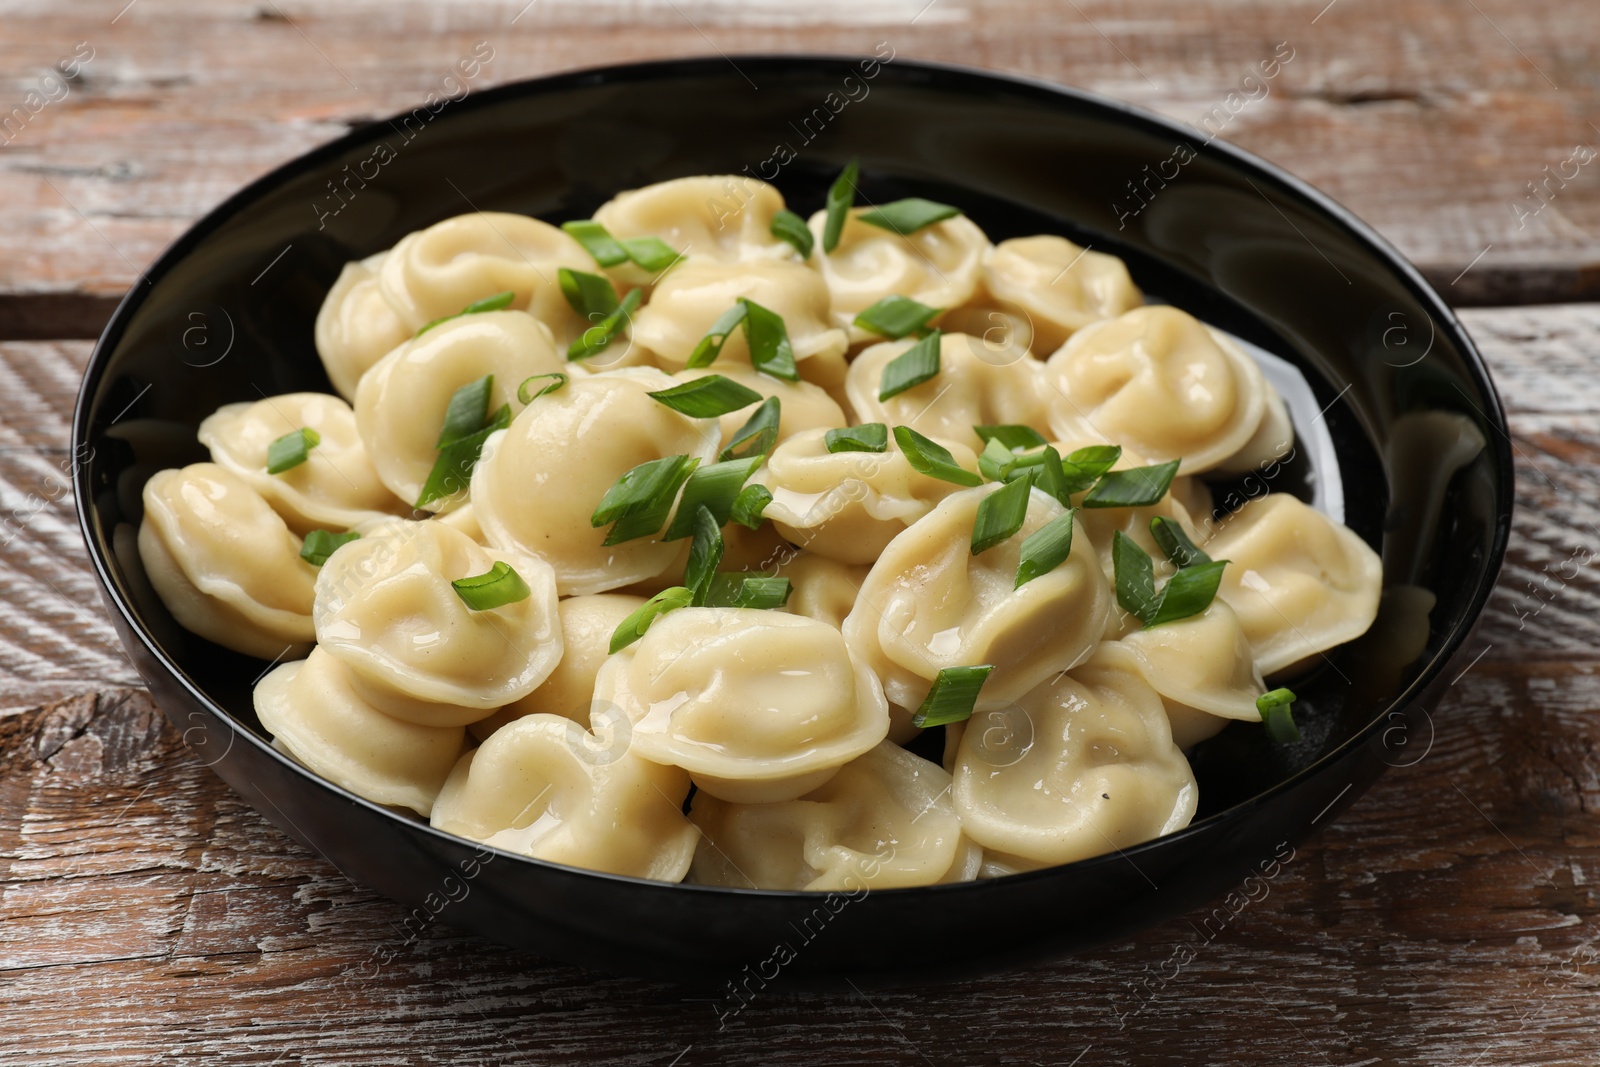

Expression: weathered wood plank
xmin=0 ymin=0 xmax=1597 ymax=338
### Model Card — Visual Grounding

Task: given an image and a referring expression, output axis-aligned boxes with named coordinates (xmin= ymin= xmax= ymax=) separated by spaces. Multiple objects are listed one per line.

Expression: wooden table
xmin=3 ymin=3 xmax=1598 ymax=1063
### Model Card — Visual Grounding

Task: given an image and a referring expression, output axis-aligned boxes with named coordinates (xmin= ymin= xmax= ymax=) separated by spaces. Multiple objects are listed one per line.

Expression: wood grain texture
xmin=1 ymin=0 xmax=1599 ymax=339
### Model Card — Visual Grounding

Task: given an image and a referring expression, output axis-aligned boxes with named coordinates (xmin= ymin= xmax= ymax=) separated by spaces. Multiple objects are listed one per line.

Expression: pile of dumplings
xmin=136 ymin=174 xmax=1383 ymax=890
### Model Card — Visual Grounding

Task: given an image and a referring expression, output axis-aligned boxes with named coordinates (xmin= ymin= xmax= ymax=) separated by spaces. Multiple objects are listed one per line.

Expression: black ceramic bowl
xmin=73 ymin=55 xmax=1512 ymax=984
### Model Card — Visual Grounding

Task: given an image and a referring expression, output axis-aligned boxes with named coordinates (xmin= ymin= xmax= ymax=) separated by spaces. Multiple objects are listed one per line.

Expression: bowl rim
xmin=73 ymin=52 xmax=1515 ymax=899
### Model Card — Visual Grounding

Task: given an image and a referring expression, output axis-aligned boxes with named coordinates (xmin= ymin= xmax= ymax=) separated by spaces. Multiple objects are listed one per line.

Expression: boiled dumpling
xmin=779 ymin=552 xmax=870 ymax=630
xmin=982 ymin=236 xmax=1143 ymax=354
xmin=255 ymin=648 xmax=466 ymax=816
xmin=687 ymin=741 xmax=970 ymax=890
xmin=198 ymin=391 xmax=405 ymax=534
xmin=431 ymin=713 xmax=698 ymax=882
xmin=313 ymin=519 xmax=562 ymax=723
xmin=470 ymin=368 xmax=721 ymax=595
xmin=593 ymin=175 xmax=794 ymax=278
xmin=842 ymin=483 xmax=1111 ymax=710
xmin=138 ymin=463 xmax=317 ymax=659
xmin=1118 ymin=601 xmax=1266 ymax=748
xmin=593 ymin=607 xmax=889 ymax=803
xmin=314 ymin=252 xmax=411 ymax=401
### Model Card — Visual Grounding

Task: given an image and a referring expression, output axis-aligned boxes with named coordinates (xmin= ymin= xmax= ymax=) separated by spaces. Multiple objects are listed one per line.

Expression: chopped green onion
xmin=854 ymin=295 xmax=941 ymax=339
xmin=720 ymin=396 xmax=781 ymax=462
xmin=415 ymin=290 xmax=516 ymax=336
xmin=1030 ymin=446 xmax=1072 ymax=506
xmin=978 ymin=437 xmax=1021 ymax=482
xmin=971 ymin=475 xmax=1034 ymax=555
xmin=1257 ymin=688 xmax=1300 ymax=741
xmin=662 ymin=456 xmax=764 ymax=540
xmin=590 ymin=454 xmax=700 ymax=545
xmin=770 ymin=209 xmax=814 ymax=259
xmin=730 ymin=484 xmax=773 ymax=529
xmin=609 ymin=586 xmax=695 ymax=654
xmin=1058 ymin=444 xmax=1124 ymax=494
xmin=1014 ymin=508 xmax=1076 ymax=588
xmin=894 ymin=425 xmax=982 ymax=487
xmin=705 ymin=573 xmax=792 ymax=610
xmin=822 ymin=159 xmax=859 ymax=254
xmin=451 ymin=560 xmax=532 ymax=611
xmin=1150 ymin=516 xmax=1211 ymax=568
xmin=1082 ymin=459 xmax=1181 ymax=509
xmin=687 ymin=303 xmax=751 ymax=370
xmin=910 ymin=664 xmax=994 ymax=728
xmin=516 ymin=372 xmax=568 ymax=404
xmin=878 ymin=330 xmax=942 ymax=401
xmin=684 ymin=506 xmax=725 ymax=606
xmin=974 ymin=424 xmax=1049 ymax=451
xmin=858 ymin=198 xmax=961 ymax=236
xmin=1145 ymin=560 xmax=1229 ymax=627
xmin=621 ymin=236 xmax=681 ymax=274
xmin=1112 ymin=530 xmax=1158 ymax=622
xmin=436 ymin=375 xmax=493 ymax=448
xmin=559 ymin=267 xmax=620 ymax=319
xmin=648 ymin=374 xmax=764 ymax=419
xmin=299 ymin=529 xmax=359 ymax=567
xmin=562 ymin=220 xmax=629 ymax=268
xmin=415 ymin=404 xmax=511 ymax=508
xmin=266 ymin=427 xmax=321 ymax=475
xmin=740 ymin=298 xmax=799 ymax=381
xmin=568 ymin=287 xmax=642 ymax=361
xmin=825 ymin=423 xmax=889 ymax=454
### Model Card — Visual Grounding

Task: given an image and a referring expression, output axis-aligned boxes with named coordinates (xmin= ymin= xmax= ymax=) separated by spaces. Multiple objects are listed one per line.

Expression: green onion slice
xmin=568 ymin=287 xmax=642 ymax=362
xmin=740 ymin=298 xmax=799 ymax=381
xmin=558 ymin=268 xmax=620 ymax=319
xmin=910 ymin=664 xmax=994 ymax=728
xmin=1112 ymin=530 xmax=1159 ymax=623
xmin=1144 ymin=560 xmax=1229 ymax=627
xmin=590 ymin=454 xmax=700 ymax=545
xmin=1058 ymin=445 xmax=1124 ymax=494
xmin=451 ymin=560 xmax=532 ymax=611
xmin=770 ymin=209 xmax=814 ymax=259
xmin=1150 ymin=516 xmax=1211 ymax=568
xmin=854 ymin=295 xmax=941 ymax=339
xmin=705 ymin=573 xmax=793 ymax=610
xmin=609 ymin=586 xmax=695 ymax=654
xmin=437 ymin=375 xmax=493 ymax=448
xmin=1257 ymin=688 xmax=1301 ymax=742
xmin=825 ymin=423 xmax=889 ymax=454
xmin=266 ymin=427 xmax=320 ymax=475
xmin=662 ymin=456 xmax=764 ymax=540
xmin=415 ymin=404 xmax=510 ymax=508
xmin=878 ymin=329 xmax=942 ymax=401
xmin=894 ymin=425 xmax=982 ymax=487
xmin=730 ymin=484 xmax=773 ymax=529
xmin=720 ymin=396 xmax=781 ymax=462
xmin=1014 ymin=508 xmax=1076 ymax=588
xmin=684 ymin=506 xmax=725 ymax=606
xmin=621 ymin=236 xmax=681 ymax=274
xmin=299 ymin=529 xmax=359 ymax=567
xmin=971 ymin=475 xmax=1034 ymax=555
xmin=562 ymin=220 xmax=629 ymax=268
xmin=648 ymin=374 xmax=764 ymax=419
xmin=517 ymin=372 xmax=568 ymax=404
xmin=978 ymin=437 xmax=1020 ymax=482
xmin=974 ymin=424 xmax=1049 ymax=451
xmin=687 ymin=303 xmax=751 ymax=370
xmin=822 ymin=159 xmax=859 ymax=254
xmin=1030 ymin=446 xmax=1070 ymax=506
xmin=1082 ymin=459 xmax=1181 ymax=509
xmin=858 ymin=198 xmax=961 ymax=236
xmin=415 ymin=290 xmax=516 ymax=336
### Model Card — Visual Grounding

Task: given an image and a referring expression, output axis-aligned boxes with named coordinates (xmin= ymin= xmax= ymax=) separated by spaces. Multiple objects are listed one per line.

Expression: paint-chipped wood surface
xmin=1 ymin=0 xmax=1599 ymax=340
xmin=2 ymin=303 xmax=1598 ymax=1064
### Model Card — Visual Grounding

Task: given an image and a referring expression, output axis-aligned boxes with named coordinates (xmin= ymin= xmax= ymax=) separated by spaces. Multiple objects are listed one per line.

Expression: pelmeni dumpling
xmin=594 ymin=175 xmax=793 ymax=276
xmin=1118 ymin=601 xmax=1266 ymax=748
xmin=842 ymin=484 xmax=1111 ymax=710
xmin=594 ymin=607 xmax=889 ymax=803
xmin=255 ymin=648 xmax=466 ymax=816
xmin=138 ymin=463 xmax=317 ymax=659
xmin=470 ymin=368 xmax=721 ymax=595
xmin=951 ymin=642 xmax=1198 ymax=869
xmin=1204 ymin=494 xmax=1383 ymax=675
xmin=845 ymin=333 xmax=1049 ymax=452
xmin=754 ymin=427 xmax=981 ymax=565
xmin=313 ymin=520 xmax=562 ymax=723
xmin=431 ymin=714 xmax=698 ymax=882
xmin=687 ymin=741 xmax=970 ymax=891
xmin=198 ymin=392 xmax=405 ymax=534
xmin=674 ymin=365 xmax=846 ymax=452
xmin=315 ymin=252 xmax=412 ymax=401
xmin=631 ymin=259 xmax=849 ymax=384
xmin=378 ymin=212 xmax=591 ymax=343
xmin=1041 ymin=305 xmax=1275 ymax=473
xmin=983 ymin=236 xmax=1144 ymax=354
xmin=354 ymin=310 xmax=567 ymax=511
xmin=934 ymin=301 xmax=1035 ymax=367
xmin=470 ymin=593 xmax=647 ymax=741
xmin=809 ymin=209 xmax=989 ymax=341
xmin=780 ymin=552 xmax=870 ymax=630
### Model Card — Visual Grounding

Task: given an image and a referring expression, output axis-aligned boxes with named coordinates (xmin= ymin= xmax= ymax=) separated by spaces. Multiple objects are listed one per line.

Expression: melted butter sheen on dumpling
xmin=952 ymin=642 xmax=1198 ymax=868
xmin=313 ymin=520 xmax=562 ymax=723
xmin=138 ymin=463 xmax=317 ymax=659
xmin=842 ymin=484 xmax=1110 ymax=710
xmin=688 ymin=741 xmax=971 ymax=891
xmin=314 ymin=252 xmax=411 ymax=401
xmin=470 ymin=368 xmax=721 ymax=595
xmin=431 ymin=714 xmax=698 ymax=882
xmin=594 ymin=608 xmax=889 ymax=803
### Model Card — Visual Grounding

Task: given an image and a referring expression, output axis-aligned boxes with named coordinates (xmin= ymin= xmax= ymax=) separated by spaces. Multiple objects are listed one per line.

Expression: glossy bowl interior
xmin=74 ymin=56 xmax=1512 ymax=984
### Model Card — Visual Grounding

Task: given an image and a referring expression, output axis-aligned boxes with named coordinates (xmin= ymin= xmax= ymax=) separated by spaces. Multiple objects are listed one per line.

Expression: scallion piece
xmin=974 ymin=424 xmax=1049 ymax=451
xmin=705 ymin=573 xmax=792 ymax=610
xmin=720 ymin=396 xmax=781 ymax=462
xmin=590 ymin=454 xmax=700 ymax=545
xmin=436 ymin=375 xmax=493 ymax=448
xmin=825 ymin=423 xmax=889 ymax=454
xmin=1082 ymin=459 xmax=1181 ymax=509
xmin=415 ymin=290 xmax=516 ymax=336
xmin=266 ymin=428 xmax=320 ymax=475
xmin=562 ymin=220 xmax=630 ymax=268
xmin=684 ymin=506 xmax=725 ymax=606
xmin=414 ymin=404 xmax=511 ymax=508
xmin=621 ymin=236 xmax=681 ymax=274
xmin=1144 ymin=560 xmax=1229 ymax=627
xmin=1112 ymin=530 xmax=1158 ymax=622
xmin=1150 ymin=516 xmax=1211 ymax=568
xmin=559 ymin=267 xmax=620 ymax=319
xmin=894 ymin=425 xmax=982 ymax=487
xmin=299 ymin=529 xmax=359 ymax=567
xmin=858 ymin=198 xmax=961 ymax=236
xmin=1030 ymin=446 xmax=1070 ymax=506
xmin=971 ymin=475 xmax=1034 ymax=555
xmin=770 ymin=209 xmax=814 ymax=258
xmin=451 ymin=560 xmax=532 ymax=611
xmin=647 ymin=374 xmax=764 ymax=419
xmin=609 ymin=586 xmax=694 ymax=654
xmin=1014 ymin=508 xmax=1076 ymax=588
xmin=662 ymin=456 xmax=764 ymax=540
xmin=822 ymin=159 xmax=859 ymax=254
xmin=517 ymin=372 xmax=568 ymax=404
xmin=1257 ymin=688 xmax=1301 ymax=742
xmin=854 ymin=295 xmax=941 ymax=339
xmin=687 ymin=303 xmax=750 ymax=370
xmin=741 ymin=298 xmax=799 ymax=381
xmin=568 ymin=287 xmax=642 ymax=362
xmin=910 ymin=664 xmax=994 ymax=728
xmin=878 ymin=329 xmax=942 ymax=401
xmin=1058 ymin=444 xmax=1123 ymax=494
xmin=978 ymin=437 xmax=1020 ymax=482
xmin=729 ymin=484 xmax=773 ymax=529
